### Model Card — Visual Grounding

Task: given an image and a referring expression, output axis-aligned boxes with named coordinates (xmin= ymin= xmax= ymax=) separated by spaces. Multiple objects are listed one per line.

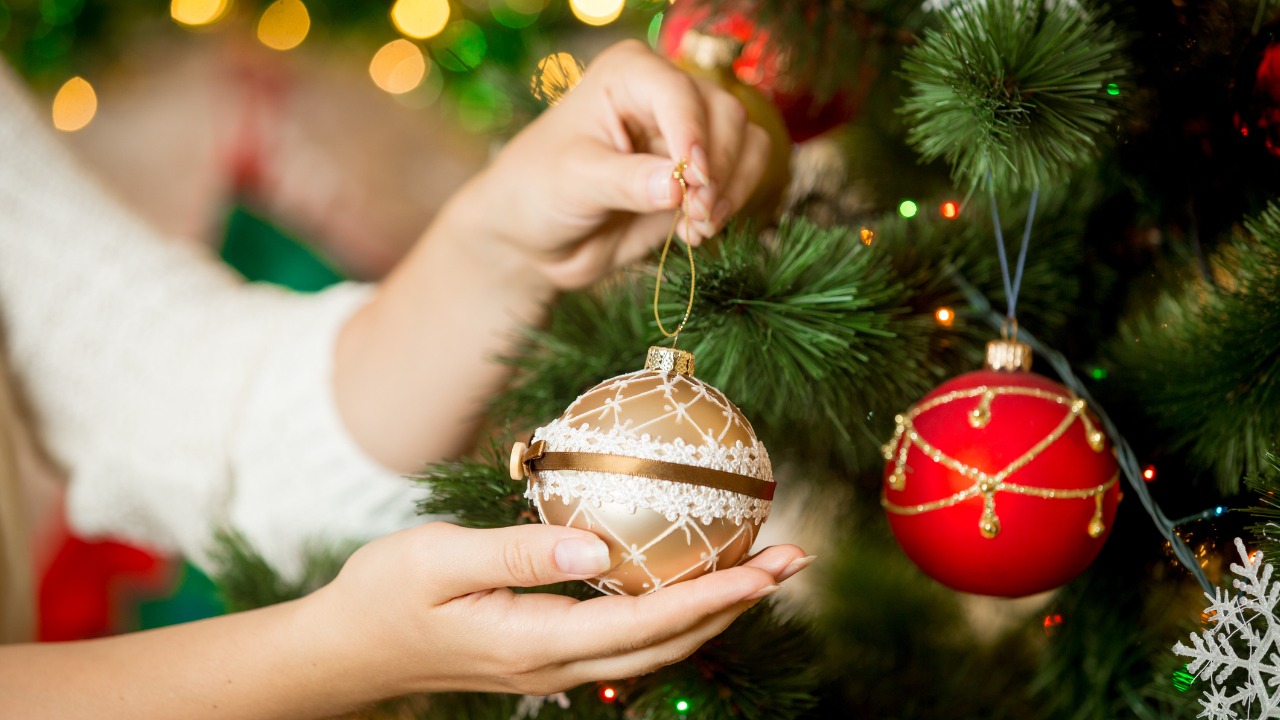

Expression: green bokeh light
xmin=648 ymin=12 xmax=663 ymax=48
xmin=675 ymin=699 xmax=690 ymax=713
xmin=1089 ymin=366 xmax=1108 ymax=380
xmin=1106 ymin=82 xmax=1120 ymax=96
xmin=1172 ymin=666 xmax=1195 ymax=692
xmin=898 ymin=200 xmax=918 ymax=218
xmin=433 ymin=20 xmax=487 ymax=72
xmin=491 ymin=0 xmax=539 ymax=29
xmin=456 ymin=79 xmax=512 ymax=133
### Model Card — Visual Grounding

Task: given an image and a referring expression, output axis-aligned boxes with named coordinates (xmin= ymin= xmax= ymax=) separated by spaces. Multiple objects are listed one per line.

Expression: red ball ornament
xmin=658 ymin=2 xmax=862 ymax=143
xmin=1232 ymin=22 xmax=1280 ymax=159
xmin=881 ymin=340 xmax=1121 ymax=598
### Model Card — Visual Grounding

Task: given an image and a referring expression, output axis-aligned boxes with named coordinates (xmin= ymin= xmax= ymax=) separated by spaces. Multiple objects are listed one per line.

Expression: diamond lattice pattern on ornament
xmin=1174 ymin=538 xmax=1280 ymax=719
xmin=528 ymin=369 xmax=772 ymax=595
xmin=567 ymin=499 xmax=757 ymax=595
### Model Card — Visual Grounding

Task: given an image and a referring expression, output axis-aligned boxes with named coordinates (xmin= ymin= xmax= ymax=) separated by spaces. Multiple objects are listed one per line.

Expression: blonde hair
xmin=0 ymin=352 xmax=33 ymax=643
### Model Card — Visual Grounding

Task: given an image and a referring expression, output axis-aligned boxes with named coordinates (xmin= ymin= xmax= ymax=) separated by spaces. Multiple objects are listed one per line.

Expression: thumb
xmin=434 ymin=524 xmax=612 ymax=597
xmin=575 ymin=143 xmax=682 ymax=216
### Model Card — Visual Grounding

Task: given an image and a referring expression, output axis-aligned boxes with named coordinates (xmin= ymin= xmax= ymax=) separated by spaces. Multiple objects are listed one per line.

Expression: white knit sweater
xmin=0 ymin=66 xmax=421 ymax=577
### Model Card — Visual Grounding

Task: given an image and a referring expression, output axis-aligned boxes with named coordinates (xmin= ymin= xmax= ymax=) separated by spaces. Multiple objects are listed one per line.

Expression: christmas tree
xmin=9 ymin=0 xmax=1280 ymax=717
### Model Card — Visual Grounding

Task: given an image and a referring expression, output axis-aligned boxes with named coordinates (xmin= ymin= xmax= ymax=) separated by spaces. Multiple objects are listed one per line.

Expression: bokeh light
xmin=647 ymin=12 xmax=664 ymax=48
xmin=432 ymin=20 xmax=486 ymax=72
xmin=940 ymin=200 xmax=960 ymax=219
xmin=490 ymin=0 xmax=542 ymax=28
xmin=370 ymin=39 xmax=426 ymax=94
xmin=52 ymin=76 xmax=97 ymax=132
xmin=1143 ymin=465 xmax=1156 ymax=481
xmin=257 ymin=0 xmax=310 ymax=51
xmin=456 ymin=78 xmax=512 ymax=133
xmin=392 ymin=0 xmax=450 ymax=40
xmin=1106 ymin=82 xmax=1120 ymax=96
xmin=934 ymin=307 xmax=954 ymax=327
xmin=598 ymin=685 xmax=617 ymax=703
xmin=860 ymin=227 xmax=875 ymax=245
xmin=898 ymin=199 xmax=918 ymax=218
xmin=170 ymin=0 xmax=230 ymax=27
xmin=569 ymin=0 xmax=624 ymax=26
xmin=531 ymin=51 xmax=583 ymax=106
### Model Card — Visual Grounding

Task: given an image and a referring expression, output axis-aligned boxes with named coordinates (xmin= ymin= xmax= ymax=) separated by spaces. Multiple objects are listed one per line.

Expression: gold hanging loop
xmin=653 ymin=159 xmax=697 ymax=347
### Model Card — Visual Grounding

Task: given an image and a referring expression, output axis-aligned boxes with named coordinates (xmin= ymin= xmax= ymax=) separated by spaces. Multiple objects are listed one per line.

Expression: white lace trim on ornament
xmin=525 ymin=419 xmax=773 ymax=525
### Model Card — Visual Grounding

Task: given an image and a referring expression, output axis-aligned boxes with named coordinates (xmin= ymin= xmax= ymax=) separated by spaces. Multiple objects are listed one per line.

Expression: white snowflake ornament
xmin=1173 ymin=538 xmax=1280 ymax=719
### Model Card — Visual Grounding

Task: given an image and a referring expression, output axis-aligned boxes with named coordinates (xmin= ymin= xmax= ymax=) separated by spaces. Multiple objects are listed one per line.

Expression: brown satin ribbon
xmin=523 ymin=440 xmax=775 ymax=501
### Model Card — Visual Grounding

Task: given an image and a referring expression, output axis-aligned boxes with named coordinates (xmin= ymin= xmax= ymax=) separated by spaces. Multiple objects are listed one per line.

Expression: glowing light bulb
xmin=171 ymin=0 xmax=230 ymax=26
xmin=647 ymin=12 xmax=664 ymax=47
xmin=898 ymin=200 xmax=918 ymax=218
xmin=1106 ymin=82 xmax=1120 ymax=96
xmin=934 ymin=307 xmax=954 ymax=327
xmin=860 ymin=227 xmax=874 ymax=245
xmin=569 ymin=0 xmax=624 ymax=26
xmin=531 ymin=51 xmax=583 ymax=106
xmin=257 ymin=0 xmax=310 ymax=51
xmin=392 ymin=0 xmax=450 ymax=40
xmin=1142 ymin=465 xmax=1156 ymax=482
xmin=598 ymin=685 xmax=617 ymax=703
xmin=675 ymin=699 xmax=691 ymax=713
xmin=940 ymin=200 xmax=960 ymax=219
xmin=52 ymin=76 xmax=97 ymax=132
xmin=370 ymin=39 xmax=427 ymax=94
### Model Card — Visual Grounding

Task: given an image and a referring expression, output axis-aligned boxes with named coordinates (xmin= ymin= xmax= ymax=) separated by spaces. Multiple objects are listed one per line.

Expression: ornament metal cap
xmin=985 ymin=339 xmax=1033 ymax=372
xmin=680 ymin=29 xmax=743 ymax=70
xmin=645 ymin=346 xmax=695 ymax=376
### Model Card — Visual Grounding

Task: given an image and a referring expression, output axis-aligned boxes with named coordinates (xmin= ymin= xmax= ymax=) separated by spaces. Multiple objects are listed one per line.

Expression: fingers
xmin=560 ymin=599 xmax=751 ymax=684
xmin=591 ymin=41 xmax=711 ymax=190
xmin=740 ymin=544 xmax=812 ymax=581
xmin=537 ymin=563 xmax=777 ymax=663
xmin=569 ymin=142 xmax=683 ymax=216
xmin=717 ymin=123 xmax=772 ymax=220
xmin=422 ymin=523 xmax=613 ymax=599
xmin=691 ymin=76 xmax=749 ymax=233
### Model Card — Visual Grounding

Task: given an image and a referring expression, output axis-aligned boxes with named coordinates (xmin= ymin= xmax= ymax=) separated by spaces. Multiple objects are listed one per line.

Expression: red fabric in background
xmin=38 ymin=532 xmax=170 ymax=641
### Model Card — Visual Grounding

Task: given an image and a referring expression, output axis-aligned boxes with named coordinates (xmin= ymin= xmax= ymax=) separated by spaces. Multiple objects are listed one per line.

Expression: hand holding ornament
xmin=311 ymin=521 xmax=810 ymax=696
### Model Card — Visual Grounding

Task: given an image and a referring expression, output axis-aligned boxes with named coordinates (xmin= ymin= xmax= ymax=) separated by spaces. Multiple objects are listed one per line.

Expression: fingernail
xmin=555 ymin=538 xmax=611 ymax=575
xmin=743 ymin=584 xmax=781 ymax=602
xmin=692 ymin=192 xmax=713 ymax=221
xmin=689 ymin=145 xmax=711 ymax=186
xmin=649 ymin=167 xmax=674 ymax=207
xmin=777 ymin=555 xmax=817 ymax=583
xmin=712 ymin=198 xmax=733 ymax=227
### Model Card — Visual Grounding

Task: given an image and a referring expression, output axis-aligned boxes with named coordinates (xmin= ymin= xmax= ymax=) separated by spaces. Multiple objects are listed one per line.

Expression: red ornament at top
xmin=658 ymin=1 xmax=862 ymax=142
xmin=1233 ymin=23 xmax=1280 ymax=159
xmin=881 ymin=340 xmax=1121 ymax=598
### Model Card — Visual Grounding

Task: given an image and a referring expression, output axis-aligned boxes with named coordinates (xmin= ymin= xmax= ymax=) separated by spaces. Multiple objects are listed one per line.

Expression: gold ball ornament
xmin=512 ymin=347 xmax=775 ymax=596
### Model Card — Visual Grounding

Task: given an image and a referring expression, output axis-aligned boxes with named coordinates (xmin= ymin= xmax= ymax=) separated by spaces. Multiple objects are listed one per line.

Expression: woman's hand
xmin=460 ymin=39 xmax=773 ymax=290
xmin=337 ymin=40 xmax=774 ymax=470
xmin=309 ymin=522 xmax=809 ymax=697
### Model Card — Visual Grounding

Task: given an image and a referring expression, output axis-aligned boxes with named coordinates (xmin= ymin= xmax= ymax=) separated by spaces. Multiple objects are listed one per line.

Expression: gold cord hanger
xmin=653 ymin=159 xmax=697 ymax=348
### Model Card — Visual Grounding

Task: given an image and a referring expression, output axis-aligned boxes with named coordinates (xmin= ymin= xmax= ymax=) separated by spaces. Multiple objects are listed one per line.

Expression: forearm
xmin=335 ymin=173 xmax=556 ymax=471
xmin=0 ymin=594 xmax=393 ymax=720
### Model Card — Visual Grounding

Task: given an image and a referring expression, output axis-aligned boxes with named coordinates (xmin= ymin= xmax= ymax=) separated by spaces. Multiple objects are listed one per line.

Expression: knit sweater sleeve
xmin=0 ymin=66 xmax=423 ymax=578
